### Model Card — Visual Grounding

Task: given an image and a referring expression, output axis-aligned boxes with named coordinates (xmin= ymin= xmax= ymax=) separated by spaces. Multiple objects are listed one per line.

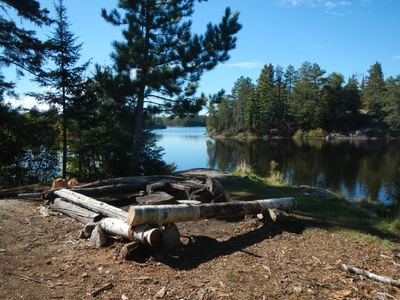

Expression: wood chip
xmin=155 ymin=286 xmax=166 ymax=298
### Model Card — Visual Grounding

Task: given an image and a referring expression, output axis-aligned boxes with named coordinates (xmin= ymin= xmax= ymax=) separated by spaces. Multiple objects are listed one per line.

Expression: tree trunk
xmin=51 ymin=189 xmax=128 ymax=220
xmin=62 ymin=85 xmax=67 ymax=179
xmin=49 ymin=198 xmax=102 ymax=224
xmin=131 ymin=86 xmax=145 ymax=175
xmin=128 ymin=197 xmax=296 ymax=226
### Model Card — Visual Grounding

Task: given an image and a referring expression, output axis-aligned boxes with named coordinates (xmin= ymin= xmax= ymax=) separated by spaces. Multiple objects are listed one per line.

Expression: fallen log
xmin=168 ymin=181 xmax=205 ymax=199
xmin=17 ymin=192 xmax=42 ymax=201
xmin=136 ymin=191 xmax=176 ymax=205
xmin=77 ymin=176 xmax=159 ymax=188
xmin=77 ymin=175 xmax=183 ymax=189
xmin=49 ymin=198 xmax=102 ymax=224
xmin=128 ymin=197 xmax=296 ymax=226
xmin=69 ymin=183 xmax=150 ymax=196
xmin=50 ymin=189 xmax=128 ymax=220
xmin=341 ymin=264 xmax=400 ymax=287
xmin=97 ymin=218 xmax=161 ymax=247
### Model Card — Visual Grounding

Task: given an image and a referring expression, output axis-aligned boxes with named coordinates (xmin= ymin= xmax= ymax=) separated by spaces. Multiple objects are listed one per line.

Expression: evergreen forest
xmin=207 ymin=62 xmax=400 ymax=138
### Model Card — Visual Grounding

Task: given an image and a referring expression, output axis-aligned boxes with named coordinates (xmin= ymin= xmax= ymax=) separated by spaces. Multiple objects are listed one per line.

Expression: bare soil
xmin=0 ymin=198 xmax=399 ymax=300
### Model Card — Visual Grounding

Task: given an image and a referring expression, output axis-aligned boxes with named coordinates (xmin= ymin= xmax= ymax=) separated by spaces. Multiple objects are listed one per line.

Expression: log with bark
xmin=136 ymin=191 xmax=176 ymax=205
xmin=49 ymin=198 xmax=102 ymax=224
xmin=77 ymin=175 xmax=183 ymax=189
xmin=77 ymin=176 xmax=160 ymax=188
xmin=17 ymin=192 xmax=42 ymax=201
xmin=69 ymin=184 xmax=150 ymax=197
xmin=127 ymin=197 xmax=296 ymax=226
xmin=48 ymin=189 xmax=128 ymax=220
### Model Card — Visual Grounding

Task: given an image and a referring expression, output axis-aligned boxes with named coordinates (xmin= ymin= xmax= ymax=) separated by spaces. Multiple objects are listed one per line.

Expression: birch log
xmin=52 ymin=189 xmax=128 ymax=220
xmin=98 ymin=218 xmax=161 ymax=246
xmin=49 ymin=198 xmax=102 ymax=224
xmin=128 ymin=197 xmax=296 ymax=226
xmin=341 ymin=264 xmax=400 ymax=287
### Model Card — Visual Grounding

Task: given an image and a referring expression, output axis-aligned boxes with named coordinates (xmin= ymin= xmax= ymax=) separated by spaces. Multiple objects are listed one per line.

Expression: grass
xmin=232 ymin=161 xmax=287 ymax=187
xmin=223 ymin=173 xmax=400 ymax=246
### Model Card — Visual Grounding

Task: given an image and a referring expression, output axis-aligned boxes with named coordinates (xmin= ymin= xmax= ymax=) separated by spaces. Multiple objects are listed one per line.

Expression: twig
xmin=90 ymin=282 xmax=114 ymax=297
xmin=341 ymin=264 xmax=400 ymax=287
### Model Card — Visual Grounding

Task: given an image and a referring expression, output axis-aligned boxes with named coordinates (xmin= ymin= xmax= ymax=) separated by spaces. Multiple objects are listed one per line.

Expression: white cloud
xmin=359 ymin=0 xmax=371 ymax=6
xmin=280 ymin=0 xmax=352 ymax=14
xmin=224 ymin=62 xmax=262 ymax=69
xmin=5 ymin=95 xmax=49 ymax=111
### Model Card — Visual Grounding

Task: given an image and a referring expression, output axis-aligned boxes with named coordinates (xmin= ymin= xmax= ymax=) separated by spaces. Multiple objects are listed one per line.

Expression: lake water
xmin=154 ymin=127 xmax=400 ymax=205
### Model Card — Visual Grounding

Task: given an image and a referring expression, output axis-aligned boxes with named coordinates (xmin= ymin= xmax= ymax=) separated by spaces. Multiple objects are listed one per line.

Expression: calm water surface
xmin=154 ymin=127 xmax=400 ymax=205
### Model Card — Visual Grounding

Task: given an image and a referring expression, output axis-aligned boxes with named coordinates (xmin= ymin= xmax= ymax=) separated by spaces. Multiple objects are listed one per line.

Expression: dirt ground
xmin=0 ymin=198 xmax=399 ymax=300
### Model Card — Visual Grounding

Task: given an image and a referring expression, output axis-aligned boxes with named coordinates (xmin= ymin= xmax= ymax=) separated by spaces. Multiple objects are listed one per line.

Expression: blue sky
xmin=5 ymin=0 xmax=400 ymax=108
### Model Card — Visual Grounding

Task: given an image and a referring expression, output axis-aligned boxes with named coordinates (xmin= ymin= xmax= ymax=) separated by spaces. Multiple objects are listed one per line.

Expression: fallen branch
xmin=90 ymin=282 xmax=114 ymax=297
xmin=341 ymin=264 xmax=400 ymax=287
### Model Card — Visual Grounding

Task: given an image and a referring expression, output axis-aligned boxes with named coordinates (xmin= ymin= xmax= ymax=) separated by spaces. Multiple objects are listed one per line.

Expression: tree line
xmin=207 ymin=61 xmax=400 ymax=136
xmin=0 ymin=0 xmax=241 ymax=186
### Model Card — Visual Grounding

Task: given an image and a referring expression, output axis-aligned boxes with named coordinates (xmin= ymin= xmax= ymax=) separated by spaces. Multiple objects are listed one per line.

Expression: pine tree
xmin=383 ymin=75 xmax=400 ymax=130
xmin=102 ymin=0 xmax=241 ymax=174
xmin=362 ymin=62 xmax=385 ymax=119
xmin=293 ymin=62 xmax=325 ymax=129
xmin=0 ymin=0 xmax=51 ymax=100
xmin=31 ymin=0 xmax=88 ymax=178
xmin=231 ymin=76 xmax=254 ymax=132
xmin=256 ymin=64 xmax=275 ymax=132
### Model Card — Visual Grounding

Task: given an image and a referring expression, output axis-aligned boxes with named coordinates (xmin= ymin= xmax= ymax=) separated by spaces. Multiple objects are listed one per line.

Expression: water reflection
xmin=207 ymin=138 xmax=400 ymax=205
xmin=155 ymin=127 xmax=400 ymax=205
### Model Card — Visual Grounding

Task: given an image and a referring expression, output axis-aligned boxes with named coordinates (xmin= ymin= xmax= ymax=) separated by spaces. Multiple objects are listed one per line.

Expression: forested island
xmin=207 ymin=62 xmax=400 ymax=139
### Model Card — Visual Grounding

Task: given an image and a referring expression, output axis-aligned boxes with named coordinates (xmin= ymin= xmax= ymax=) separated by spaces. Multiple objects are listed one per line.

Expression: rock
xmin=299 ymin=186 xmax=335 ymax=199
xmin=79 ymin=223 xmax=97 ymax=239
xmin=39 ymin=206 xmax=50 ymax=218
xmin=89 ymin=225 xmax=108 ymax=248
xmin=81 ymin=272 xmax=88 ymax=278
xmin=161 ymin=224 xmax=181 ymax=252
xmin=121 ymin=295 xmax=129 ymax=300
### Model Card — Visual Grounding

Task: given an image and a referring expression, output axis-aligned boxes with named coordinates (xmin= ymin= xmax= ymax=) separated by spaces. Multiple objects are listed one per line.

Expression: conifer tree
xmin=256 ymin=63 xmax=275 ymax=131
xmin=32 ymin=0 xmax=88 ymax=178
xmin=0 ymin=0 xmax=51 ymax=100
xmin=362 ymin=62 xmax=385 ymax=120
xmin=383 ymin=75 xmax=400 ymax=130
xmin=231 ymin=76 xmax=254 ymax=132
xmin=102 ymin=0 xmax=241 ymax=174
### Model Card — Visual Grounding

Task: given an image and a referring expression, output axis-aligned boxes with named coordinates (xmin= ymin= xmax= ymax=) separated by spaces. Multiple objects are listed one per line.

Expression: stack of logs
xmin=36 ymin=175 xmax=296 ymax=259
